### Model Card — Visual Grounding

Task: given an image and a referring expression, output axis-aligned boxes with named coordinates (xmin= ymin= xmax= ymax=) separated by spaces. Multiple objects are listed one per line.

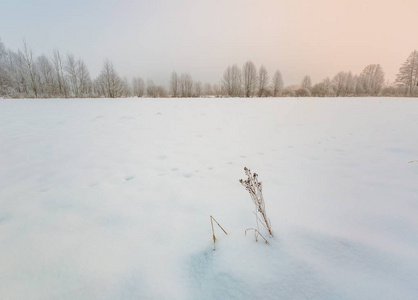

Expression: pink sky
xmin=1 ymin=0 xmax=416 ymax=85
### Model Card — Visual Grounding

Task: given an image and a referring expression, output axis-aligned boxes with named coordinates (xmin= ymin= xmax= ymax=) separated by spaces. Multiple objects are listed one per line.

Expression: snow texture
xmin=0 ymin=98 xmax=417 ymax=299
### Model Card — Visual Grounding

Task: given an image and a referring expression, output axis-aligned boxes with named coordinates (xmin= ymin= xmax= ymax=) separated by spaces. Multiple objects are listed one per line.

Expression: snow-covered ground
xmin=0 ymin=98 xmax=417 ymax=299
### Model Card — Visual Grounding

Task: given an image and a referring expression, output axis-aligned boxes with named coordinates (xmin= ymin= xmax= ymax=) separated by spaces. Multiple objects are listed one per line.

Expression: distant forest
xmin=0 ymin=39 xmax=417 ymax=98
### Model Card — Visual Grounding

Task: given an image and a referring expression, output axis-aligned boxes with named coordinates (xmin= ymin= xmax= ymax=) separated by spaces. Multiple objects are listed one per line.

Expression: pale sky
xmin=0 ymin=0 xmax=416 ymax=85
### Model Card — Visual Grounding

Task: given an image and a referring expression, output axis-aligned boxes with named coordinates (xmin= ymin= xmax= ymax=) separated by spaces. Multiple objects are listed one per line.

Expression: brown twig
xmin=245 ymin=228 xmax=269 ymax=244
xmin=210 ymin=215 xmax=228 ymax=250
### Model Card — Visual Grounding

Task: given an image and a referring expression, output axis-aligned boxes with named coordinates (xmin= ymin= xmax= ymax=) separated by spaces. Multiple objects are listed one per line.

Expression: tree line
xmin=0 ymin=38 xmax=417 ymax=98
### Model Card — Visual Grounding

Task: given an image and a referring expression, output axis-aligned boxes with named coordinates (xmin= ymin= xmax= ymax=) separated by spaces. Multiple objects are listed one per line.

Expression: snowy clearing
xmin=0 ymin=98 xmax=417 ymax=299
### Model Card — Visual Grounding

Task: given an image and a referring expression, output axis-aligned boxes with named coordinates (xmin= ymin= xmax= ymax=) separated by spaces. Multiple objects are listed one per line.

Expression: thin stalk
xmin=245 ymin=228 xmax=269 ymax=244
xmin=210 ymin=215 xmax=228 ymax=250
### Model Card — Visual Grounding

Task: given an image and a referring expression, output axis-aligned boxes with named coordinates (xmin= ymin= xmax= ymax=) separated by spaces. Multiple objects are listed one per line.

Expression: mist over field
xmin=1 ymin=0 xmax=418 ymax=98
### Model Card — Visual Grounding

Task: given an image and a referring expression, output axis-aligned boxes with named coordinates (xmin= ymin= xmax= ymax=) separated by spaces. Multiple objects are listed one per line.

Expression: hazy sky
xmin=0 ymin=0 xmax=416 ymax=85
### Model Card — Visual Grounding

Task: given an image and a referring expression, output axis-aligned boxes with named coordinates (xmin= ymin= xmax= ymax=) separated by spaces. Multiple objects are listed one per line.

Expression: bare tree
xmin=296 ymin=87 xmax=311 ymax=97
xmin=323 ymin=77 xmax=334 ymax=96
xmin=2 ymin=37 xmax=402 ymax=99
xmin=0 ymin=38 xmax=6 ymax=65
xmin=203 ymin=82 xmax=213 ymax=96
xmin=179 ymin=73 xmax=193 ymax=97
xmin=156 ymin=85 xmax=167 ymax=98
xmin=132 ymin=77 xmax=145 ymax=97
xmin=346 ymin=72 xmax=356 ymax=96
xmin=52 ymin=50 xmax=68 ymax=97
xmin=64 ymin=54 xmax=91 ymax=97
xmin=185 ymin=74 xmax=193 ymax=97
xmin=77 ymin=59 xmax=91 ymax=97
xmin=146 ymin=79 xmax=166 ymax=97
xmin=65 ymin=54 xmax=78 ymax=97
xmin=300 ymin=75 xmax=312 ymax=91
xmin=311 ymin=83 xmax=325 ymax=97
xmin=396 ymin=50 xmax=418 ymax=96
xmin=257 ymin=65 xmax=269 ymax=97
xmin=170 ymin=71 xmax=179 ymax=97
xmin=221 ymin=66 xmax=233 ymax=96
xmin=94 ymin=60 xmax=125 ymax=98
xmin=272 ymin=70 xmax=284 ymax=97
xmin=381 ymin=83 xmax=407 ymax=97
xmin=2 ymin=49 xmax=21 ymax=96
xmin=146 ymin=79 xmax=156 ymax=97
xmin=14 ymin=51 xmax=29 ymax=95
xmin=242 ymin=61 xmax=257 ymax=97
xmin=179 ymin=74 xmax=186 ymax=97
xmin=333 ymin=72 xmax=348 ymax=96
xmin=359 ymin=64 xmax=385 ymax=95
xmin=36 ymin=55 xmax=55 ymax=97
xmin=0 ymin=40 xmax=13 ymax=96
xmin=122 ymin=77 xmax=132 ymax=97
xmin=194 ymin=81 xmax=202 ymax=97
xmin=222 ymin=64 xmax=242 ymax=97
xmin=213 ymin=83 xmax=222 ymax=97
xmin=20 ymin=40 xmax=38 ymax=97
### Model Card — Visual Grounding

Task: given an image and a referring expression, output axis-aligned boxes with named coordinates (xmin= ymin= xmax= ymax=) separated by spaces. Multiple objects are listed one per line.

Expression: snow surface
xmin=0 ymin=98 xmax=417 ymax=299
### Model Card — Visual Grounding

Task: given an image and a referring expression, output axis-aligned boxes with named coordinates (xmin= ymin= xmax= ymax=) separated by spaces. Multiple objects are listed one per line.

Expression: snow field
xmin=0 ymin=98 xmax=417 ymax=299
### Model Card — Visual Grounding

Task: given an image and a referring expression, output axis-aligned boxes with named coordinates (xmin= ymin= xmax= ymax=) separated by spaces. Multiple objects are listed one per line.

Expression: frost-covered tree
xmin=64 ymin=55 xmax=91 ymax=97
xmin=323 ymin=77 xmax=334 ymax=96
xmin=221 ymin=66 xmax=233 ymax=96
xmin=132 ymin=76 xmax=145 ymax=97
xmin=0 ymin=39 xmax=14 ymax=96
xmin=395 ymin=50 xmax=418 ymax=96
xmin=300 ymin=75 xmax=312 ymax=91
xmin=381 ymin=84 xmax=406 ymax=97
xmin=336 ymin=72 xmax=356 ymax=96
xmin=20 ymin=40 xmax=39 ymax=97
xmin=296 ymin=87 xmax=311 ymax=97
xmin=0 ymin=38 xmax=6 ymax=65
xmin=311 ymin=83 xmax=325 ymax=97
xmin=10 ymin=50 xmax=29 ymax=95
xmin=213 ymin=84 xmax=222 ymax=97
xmin=146 ymin=79 xmax=166 ymax=98
xmin=359 ymin=64 xmax=385 ymax=95
xmin=78 ymin=60 xmax=92 ymax=97
xmin=65 ymin=54 xmax=79 ymax=97
xmin=146 ymin=79 xmax=156 ymax=97
xmin=347 ymin=73 xmax=358 ymax=96
xmin=257 ymin=65 xmax=269 ymax=97
xmin=52 ymin=50 xmax=68 ymax=97
xmin=272 ymin=70 xmax=284 ymax=97
xmin=122 ymin=77 xmax=132 ymax=96
xmin=170 ymin=71 xmax=179 ymax=97
xmin=36 ymin=55 xmax=55 ymax=97
xmin=203 ymin=82 xmax=213 ymax=96
xmin=312 ymin=77 xmax=335 ymax=97
xmin=194 ymin=81 xmax=202 ymax=97
xmin=333 ymin=72 xmax=349 ymax=96
xmin=331 ymin=71 xmax=361 ymax=97
xmin=222 ymin=64 xmax=242 ymax=97
xmin=242 ymin=61 xmax=257 ymax=97
xmin=179 ymin=73 xmax=193 ymax=97
xmin=94 ymin=60 xmax=125 ymax=98
xmin=156 ymin=85 xmax=167 ymax=97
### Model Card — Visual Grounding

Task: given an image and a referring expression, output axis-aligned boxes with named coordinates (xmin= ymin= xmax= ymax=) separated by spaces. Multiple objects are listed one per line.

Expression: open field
xmin=0 ymin=98 xmax=417 ymax=299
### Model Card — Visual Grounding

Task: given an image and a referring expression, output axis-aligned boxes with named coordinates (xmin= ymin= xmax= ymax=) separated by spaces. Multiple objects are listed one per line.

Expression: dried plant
xmin=240 ymin=167 xmax=273 ymax=241
xmin=245 ymin=228 xmax=269 ymax=244
xmin=210 ymin=215 xmax=228 ymax=250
